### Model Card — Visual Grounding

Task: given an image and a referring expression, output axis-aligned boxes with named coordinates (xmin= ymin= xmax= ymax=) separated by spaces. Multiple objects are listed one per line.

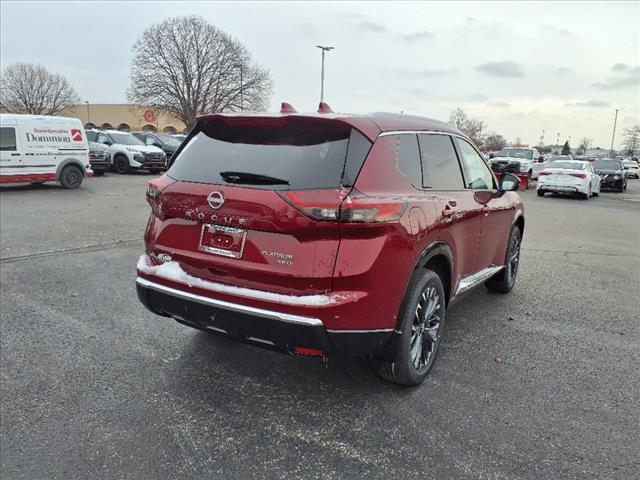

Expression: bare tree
xmin=578 ymin=137 xmax=592 ymax=155
xmin=448 ymin=108 xmax=487 ymax=147
xmin=0 ymin=62 xmax=80 ymax=115
xmin=484 ymin=133 xmax=507 ymax=152
xmin=622 ymin=125 xmax=640 ymax=155
xmin=128 ymin=15 xmax=273 ymax=129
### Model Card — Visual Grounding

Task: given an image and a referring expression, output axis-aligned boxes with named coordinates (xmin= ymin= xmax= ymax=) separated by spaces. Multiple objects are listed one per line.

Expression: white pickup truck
xmin=489 ymin=147 xmax=546 ymax=180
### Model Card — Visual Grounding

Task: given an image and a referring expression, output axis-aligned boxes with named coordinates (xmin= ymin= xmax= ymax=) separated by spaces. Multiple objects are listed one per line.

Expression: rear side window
xmin=455 ymin=138 xmax=495 ymax=190
xmin=418 ymin=134 xmax=464 ymax=189
xmin=396 ymin=134 xmax=422 ymax=188
xmin=168 ymin=118 xmax=371 ymax=190
xmin=0 ymin=127 xmax=17 ymax=151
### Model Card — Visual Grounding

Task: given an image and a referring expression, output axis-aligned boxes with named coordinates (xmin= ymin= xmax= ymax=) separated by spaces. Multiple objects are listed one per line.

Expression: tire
xmin=59 ymin=165 xmax=83 ymax=189
xmin=618 ymin=183 xmax=624 ymax=193
xmin=582 ymin=185 xmax=591 ymax=200
xmin=537 ymin=189 xmax=545 ymax=197
xmin=376 ymin=270 xmax=445 ymax=386
xmin=486 ymin=226 xmax=522 ymax=294
xmin=93 ymin=170 xmax=105 ymax=177
xmin=149 ymin=168 xmax=161 ymax=174
xmin=527 ymin=171 xmax=533 ymax=189
xmin=113 ymin=155 xmax=129 ymax=174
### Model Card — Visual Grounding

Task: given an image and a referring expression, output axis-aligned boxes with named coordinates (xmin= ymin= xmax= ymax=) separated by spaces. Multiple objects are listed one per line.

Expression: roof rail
xmin=317 ymin=102 xmax=333 ymax=113
xmin=280 ymin=102 xmax=297 ymax=113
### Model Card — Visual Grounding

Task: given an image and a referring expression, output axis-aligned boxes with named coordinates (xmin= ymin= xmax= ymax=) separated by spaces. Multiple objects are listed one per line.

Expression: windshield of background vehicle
xmin=109 ymin=132 xmax=145 ymax=146
xmin=497 ymin=148 xmax=534 ymax=160
xmin=594 ymin=160 xmax=622 ymax=170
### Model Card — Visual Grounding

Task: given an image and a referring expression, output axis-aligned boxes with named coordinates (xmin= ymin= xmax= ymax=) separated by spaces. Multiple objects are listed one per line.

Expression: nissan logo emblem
xmin=207 ymin=191 xmax=225 ymax=209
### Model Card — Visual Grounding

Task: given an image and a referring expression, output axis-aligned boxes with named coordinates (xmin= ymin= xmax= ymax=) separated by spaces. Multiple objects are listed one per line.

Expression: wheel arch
xmin=55 ymin=158 xmax=87 ymax=181
xmin=512 ymin=209 xmax=525 ymax=235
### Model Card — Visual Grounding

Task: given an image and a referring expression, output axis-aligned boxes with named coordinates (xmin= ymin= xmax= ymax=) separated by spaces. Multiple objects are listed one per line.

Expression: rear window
xmin=167 ymin=118 xmax=371 ymax=190
xmin=549 ymin=161 xmax=584 ymax=170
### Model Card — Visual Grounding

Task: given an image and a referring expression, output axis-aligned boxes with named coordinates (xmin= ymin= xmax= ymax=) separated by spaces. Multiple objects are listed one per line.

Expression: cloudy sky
xmin=1 ymin=1 xmax=638 ymax=147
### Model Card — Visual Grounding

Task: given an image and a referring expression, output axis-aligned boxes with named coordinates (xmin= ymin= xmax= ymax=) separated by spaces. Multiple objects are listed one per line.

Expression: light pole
xmin=316 ymin=45 xmax=334 ymax=103
xmin=85 ymin=100 xmax=90 ymax=125
xmin=610 ymin=108 xmax=619 ymax=158
xmin=234 ymin=63 xmax=244 ymax=111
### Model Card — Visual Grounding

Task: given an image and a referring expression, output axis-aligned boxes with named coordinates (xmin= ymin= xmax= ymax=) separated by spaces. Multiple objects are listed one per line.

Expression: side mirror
xmin=489 ymin=153 xmax=495 ymax=159
xmin=538 ymin=157 xmax=545 ymax=163
xmin=500 ymin=173 xmax=520 ymax=192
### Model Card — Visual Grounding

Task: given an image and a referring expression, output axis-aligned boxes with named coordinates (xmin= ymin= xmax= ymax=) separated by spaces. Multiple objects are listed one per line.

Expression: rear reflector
xmin=294 ymin=347 xmax=324 ymax=356
xmin=280 ymin=188 xmax=407 ymax=223
xmin=539 ymin=171 xmax=551 ymax=176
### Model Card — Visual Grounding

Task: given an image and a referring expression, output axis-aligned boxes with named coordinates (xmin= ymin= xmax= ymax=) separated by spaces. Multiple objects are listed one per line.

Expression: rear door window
xmin=418 ymin=134 xmax=465 ymax=189
xmin=455 ymin=138 xmax=495 ymax=190
xmin=167 ymin=118 xmax=371 ymax=190
xmin=396 ymin=134 xmax=422 ymax=188
xmin=0 ymin=127 xmax=17 ymax=151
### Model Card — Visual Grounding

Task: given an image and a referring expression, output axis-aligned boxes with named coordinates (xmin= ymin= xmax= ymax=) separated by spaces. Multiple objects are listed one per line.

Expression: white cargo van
xmin=0 ymin=114 xmax=92 ymax=188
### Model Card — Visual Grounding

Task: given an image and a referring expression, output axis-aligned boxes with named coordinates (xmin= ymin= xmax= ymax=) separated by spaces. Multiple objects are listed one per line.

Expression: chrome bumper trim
xmin=136 ymin=277 xmax=324 ymax=327
xmin=325 ymin=328 xmax=394 ymax=334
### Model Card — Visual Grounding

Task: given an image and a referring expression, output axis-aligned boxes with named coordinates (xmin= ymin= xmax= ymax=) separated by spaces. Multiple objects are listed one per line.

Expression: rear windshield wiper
xmin=219 ymin=171 xmax=290 ymax=185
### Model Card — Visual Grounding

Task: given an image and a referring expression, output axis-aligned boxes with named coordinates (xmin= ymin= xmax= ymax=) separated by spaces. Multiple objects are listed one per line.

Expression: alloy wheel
xmin=410 ymin=285 xmax=443 ymax=370
xmin=506 ymin=230 xmax=521 ymax=285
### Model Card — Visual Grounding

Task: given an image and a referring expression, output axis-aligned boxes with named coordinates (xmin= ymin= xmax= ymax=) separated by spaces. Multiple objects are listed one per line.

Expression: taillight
xmin=539 ymin=171 xmax=551 ymax=176
xmin=280 ymin=188 xmax=407 ymax=223
xmin=280 ymin=188 xmax=348 ymax=221
xmin=146 ymin=182 xmax=165 ymax=220
xmin=570 ymin=173 xmax=586 ymax=179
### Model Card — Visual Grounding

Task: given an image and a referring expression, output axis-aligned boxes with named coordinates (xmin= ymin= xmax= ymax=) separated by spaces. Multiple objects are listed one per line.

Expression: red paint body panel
xmin=0 ymin=173 xmax=57 ymax=184
xmin=139 ymin=111 xmax=524 ymax=339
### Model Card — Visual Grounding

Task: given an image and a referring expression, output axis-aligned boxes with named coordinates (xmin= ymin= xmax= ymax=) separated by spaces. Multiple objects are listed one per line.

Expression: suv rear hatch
xmin=145 ymin=115 xmax=373 ymax=295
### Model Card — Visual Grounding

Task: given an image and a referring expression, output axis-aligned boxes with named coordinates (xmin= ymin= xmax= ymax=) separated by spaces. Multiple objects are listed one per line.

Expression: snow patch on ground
xmin=137 ymin=254 xmax=355 ymax=306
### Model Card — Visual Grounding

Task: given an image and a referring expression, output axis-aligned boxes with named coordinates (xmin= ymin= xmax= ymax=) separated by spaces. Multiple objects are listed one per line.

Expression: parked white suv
xmin=86 ymin=130 xmax=166 ymax=174
xmin=490 ymin=147 xmax=546 ymax=180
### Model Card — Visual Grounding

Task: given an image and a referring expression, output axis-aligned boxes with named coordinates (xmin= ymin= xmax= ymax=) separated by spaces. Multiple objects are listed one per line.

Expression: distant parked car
xmin=537 ymin=159 xmax=601 ymax=199
xmin=88 ymin=141 xmax=110 ymax=176
xmin=86 ymin=130 xmax=166 ymax=174
xmin=623 ymin=160 xmax=639 ymax=179
xmin=594 ymin=159 xmax=627 ymax=192
xmin=490 ymin=147 xmax=545 ymax=181
xmin=172 ymin=134 xmax=187 ymax=141
xmin=133 ymin=132 xmax=182 ymax=164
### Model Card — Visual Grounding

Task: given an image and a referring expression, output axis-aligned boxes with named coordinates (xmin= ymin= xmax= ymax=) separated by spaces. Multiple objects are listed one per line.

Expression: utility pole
xmin=316 ymin=45 xmax=334 ymax=103
xmin=610 ymin=108 xmax=619 ymax=158
xmin=85 ymin=100 xmax=91 ymax=125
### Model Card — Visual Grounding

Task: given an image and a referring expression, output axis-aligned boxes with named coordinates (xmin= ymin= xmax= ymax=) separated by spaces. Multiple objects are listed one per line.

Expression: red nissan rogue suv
xmin=136 ymin=105 xmax=524 ymax=386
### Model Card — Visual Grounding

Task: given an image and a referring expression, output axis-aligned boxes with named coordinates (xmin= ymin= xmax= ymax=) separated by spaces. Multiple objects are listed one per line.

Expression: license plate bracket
xmin=199 ymin=224 xmax=247 ymax=259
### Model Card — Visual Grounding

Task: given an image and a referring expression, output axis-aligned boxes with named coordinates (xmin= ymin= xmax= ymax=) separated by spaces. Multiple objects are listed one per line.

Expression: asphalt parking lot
xmin=1 ymin=173 xmax=639 ymax=480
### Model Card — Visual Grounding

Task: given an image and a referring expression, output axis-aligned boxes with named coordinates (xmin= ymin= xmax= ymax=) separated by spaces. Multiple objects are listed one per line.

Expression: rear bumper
xmin=136 ymin=277 xmax=393 ymax=357
xmin=537 ymin=184 xmax=583 ymax=193
xmin=90 ymin=161 xmax=110 ymax=172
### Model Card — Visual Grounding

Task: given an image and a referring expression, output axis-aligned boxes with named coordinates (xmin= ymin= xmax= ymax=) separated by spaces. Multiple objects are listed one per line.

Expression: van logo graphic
xmin=207 ymin=191 xmax=225 ymax=209
xmin=71 ymin=129 xmax=83 ymax=142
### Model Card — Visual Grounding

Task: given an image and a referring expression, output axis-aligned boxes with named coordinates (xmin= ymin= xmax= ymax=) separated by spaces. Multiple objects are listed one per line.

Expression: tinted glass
xmin=168 ymin=119 xmax=370 ymax=190
xmin=594 ymin=160 xmax=622 ymax=170
xmin=342 ymin=129 xmax=372 ymax=187
xmin=418 ymin=134 xmax=464 ymax=189
xmin=498 ymin=148 xmax=534 ymax=160
xmin=0 ymin=127 xmax=17 ymax=151
xmin=548 ymin=161 xmax=584 ymax=170
xmin=86 ymin=131 xmax=98 ymax=142
xmin=456 ymin=138 xmax=495 ymax=190
xmin=109 ymin=132 xmax=144 ymax=145
xmin=396 ymin=134 xmax=422 ymax=188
